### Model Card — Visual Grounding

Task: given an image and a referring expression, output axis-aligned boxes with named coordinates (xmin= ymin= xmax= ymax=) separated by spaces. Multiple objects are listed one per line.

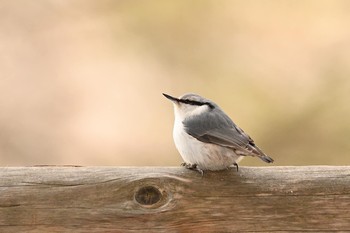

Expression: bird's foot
xmin=181 ymin=162 xmax=204 ymax=176
xmin=233 ymin=162 xmax=239 ymax=172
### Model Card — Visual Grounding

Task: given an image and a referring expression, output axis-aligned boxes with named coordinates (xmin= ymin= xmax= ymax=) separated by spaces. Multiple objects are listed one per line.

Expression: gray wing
xmin=183 ymin=108 xmax=274 ymax=163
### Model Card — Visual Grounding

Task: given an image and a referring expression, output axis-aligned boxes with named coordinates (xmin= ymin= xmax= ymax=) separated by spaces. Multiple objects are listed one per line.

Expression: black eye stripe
xmin=179 ymin=99 xmax=215 ymax=109
xmin=180 ymin=99 xmax=201 ymax=105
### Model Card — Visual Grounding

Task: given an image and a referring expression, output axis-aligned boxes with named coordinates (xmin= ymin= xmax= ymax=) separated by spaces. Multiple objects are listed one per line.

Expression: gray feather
xmin=183 ymin=107 xmax=274 ymax=163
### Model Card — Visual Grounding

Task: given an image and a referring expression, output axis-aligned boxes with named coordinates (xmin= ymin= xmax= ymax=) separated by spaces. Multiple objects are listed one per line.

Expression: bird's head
xmin=163 ymin=93 xmax=215 ymax=119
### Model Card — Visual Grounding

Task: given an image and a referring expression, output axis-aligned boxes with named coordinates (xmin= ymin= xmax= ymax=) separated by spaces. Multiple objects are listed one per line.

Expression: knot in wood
xmin=135 ymin=185 xmax=162 ymax=206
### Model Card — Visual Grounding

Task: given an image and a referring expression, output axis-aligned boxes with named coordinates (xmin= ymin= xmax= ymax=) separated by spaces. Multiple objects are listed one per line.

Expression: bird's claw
xmin=181 ymin=162 xmax=204 ymax=176
xmin=233 ymin=162 xmax=239 ymax=172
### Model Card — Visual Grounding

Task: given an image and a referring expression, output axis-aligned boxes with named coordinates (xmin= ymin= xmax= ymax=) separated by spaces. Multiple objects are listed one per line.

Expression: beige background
xmin=1 ymin=1 xmax=349 ymax=166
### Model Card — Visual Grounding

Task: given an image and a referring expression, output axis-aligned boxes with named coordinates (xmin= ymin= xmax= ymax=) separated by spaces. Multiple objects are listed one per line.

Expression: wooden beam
xmin=1 ymin=166 xmax=350 ymax=232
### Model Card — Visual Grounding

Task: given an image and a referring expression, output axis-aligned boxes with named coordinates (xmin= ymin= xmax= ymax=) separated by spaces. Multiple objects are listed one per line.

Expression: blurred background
xmin=1 ymin=1 xmax=349 ymax=167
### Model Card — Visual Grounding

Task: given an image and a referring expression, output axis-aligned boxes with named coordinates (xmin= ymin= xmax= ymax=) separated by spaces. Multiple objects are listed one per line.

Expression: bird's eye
xmin=183 ymin=99 xmax=200 ymax=105
xmin=179 ymin=98 xmax=214 ymax=108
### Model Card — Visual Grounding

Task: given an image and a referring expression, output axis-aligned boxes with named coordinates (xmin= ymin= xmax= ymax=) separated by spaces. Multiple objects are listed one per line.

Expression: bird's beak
xmin=163 ymin=93 xmax=179 ymax=103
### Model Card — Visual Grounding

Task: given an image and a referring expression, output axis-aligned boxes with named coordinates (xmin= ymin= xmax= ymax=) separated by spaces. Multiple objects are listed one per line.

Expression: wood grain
xmin=1 ymin=166 xmax=350 ymax=232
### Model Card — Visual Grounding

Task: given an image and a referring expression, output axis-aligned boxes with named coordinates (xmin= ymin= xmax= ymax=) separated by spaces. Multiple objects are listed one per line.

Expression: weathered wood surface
xmin=0 ymin=166 xmax=350 ymax=232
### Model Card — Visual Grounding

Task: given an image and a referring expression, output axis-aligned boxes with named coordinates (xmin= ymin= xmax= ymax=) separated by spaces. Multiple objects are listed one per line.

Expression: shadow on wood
xmin=1 ymin=166 xmax=350 ymax=232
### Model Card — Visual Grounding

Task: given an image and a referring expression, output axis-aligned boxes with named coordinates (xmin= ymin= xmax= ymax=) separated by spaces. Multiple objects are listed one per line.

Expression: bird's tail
xmin=259 ymin=154 xmax=274 ymax=163
xmin=247 ymin=143 xmax=274 ymax=163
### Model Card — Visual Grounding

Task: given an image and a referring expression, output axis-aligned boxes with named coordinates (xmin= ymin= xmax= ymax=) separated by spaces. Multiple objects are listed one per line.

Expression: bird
xmin=163 ymin=93 xmax=274 ymax=174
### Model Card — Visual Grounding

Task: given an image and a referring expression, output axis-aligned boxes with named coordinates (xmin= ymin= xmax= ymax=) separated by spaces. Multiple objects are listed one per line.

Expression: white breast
xmin=172 ymin=116 xmax=242 ymax=171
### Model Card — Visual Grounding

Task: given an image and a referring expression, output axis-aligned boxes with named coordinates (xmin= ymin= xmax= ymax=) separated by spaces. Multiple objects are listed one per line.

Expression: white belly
xmin=173 ymin=121 xmax=242 ymax=171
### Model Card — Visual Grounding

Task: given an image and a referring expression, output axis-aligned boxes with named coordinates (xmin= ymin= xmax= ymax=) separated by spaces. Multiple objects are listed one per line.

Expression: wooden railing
xmin=1 ymin=166 xmax=350 ymax=232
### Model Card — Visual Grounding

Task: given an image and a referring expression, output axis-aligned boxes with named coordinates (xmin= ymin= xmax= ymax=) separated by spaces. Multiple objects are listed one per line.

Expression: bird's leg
xmin=181 ymin=162 xmax=204 ymax=176
xmin=233 ymin=162 xmax=239 ymax=172
xmin=190 ymin=164 xmax=204 ymax=176
xmin=181 ymin=162 xmax=194 ymax=169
